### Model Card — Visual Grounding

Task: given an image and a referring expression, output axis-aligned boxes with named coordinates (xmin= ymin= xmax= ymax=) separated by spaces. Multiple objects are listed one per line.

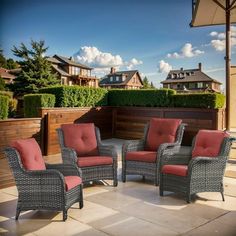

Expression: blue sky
xmin=1 ymin=0 xmax=236 ymax=89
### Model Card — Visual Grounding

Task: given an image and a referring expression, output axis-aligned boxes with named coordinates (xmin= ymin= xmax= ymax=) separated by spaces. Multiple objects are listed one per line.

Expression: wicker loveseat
xmin=4 ymin=138 xmax=83 ymax=221
xmin=57 ymin=123 xmax=118 ymax=186
xmin=160 ymin=130 xmax=235 ymax=203
xmin=122 ymin=118 xmax=186 ymax=186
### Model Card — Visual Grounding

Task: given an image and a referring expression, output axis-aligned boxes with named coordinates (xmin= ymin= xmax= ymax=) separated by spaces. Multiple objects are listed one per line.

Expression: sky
xmin=1 ymin=0 xmax=236 ymax=89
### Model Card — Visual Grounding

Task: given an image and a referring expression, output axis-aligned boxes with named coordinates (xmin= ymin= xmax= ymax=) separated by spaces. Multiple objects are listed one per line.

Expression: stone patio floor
xmin=0 ymin=139 xmax=236 ymax=236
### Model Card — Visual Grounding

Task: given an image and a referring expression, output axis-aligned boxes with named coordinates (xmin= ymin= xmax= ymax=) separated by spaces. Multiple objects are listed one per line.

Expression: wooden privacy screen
xmin=42 ymin=106 xmax=225 ymax=155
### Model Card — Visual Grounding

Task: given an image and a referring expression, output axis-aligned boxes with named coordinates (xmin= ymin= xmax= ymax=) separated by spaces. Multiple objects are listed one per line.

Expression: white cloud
xmin=74 ymin=46 xmax=123 ymax=68
xmin=126 ymin=58 xmax=143 ymax=70
xmin=158 ymin=60 xmax=172 ymax=73
xmin=209 ymin=27 xmax=236 ymax=51
xmin=167 ymin=43 xmax=204 ymax=58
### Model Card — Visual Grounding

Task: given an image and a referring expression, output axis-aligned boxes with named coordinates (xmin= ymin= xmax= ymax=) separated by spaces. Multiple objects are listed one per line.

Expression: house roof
xmin=161 ymin=68 xmax=222 ymax=85
xmin=51 ymin=65 xmax=71 ymax=77
xmin=0 ymin=67 xmax=16 ymax=79
xmin=51 ymin=55 xmax=93 ymax=70
xmin=99 ymin=70 xmax=143 ymax=86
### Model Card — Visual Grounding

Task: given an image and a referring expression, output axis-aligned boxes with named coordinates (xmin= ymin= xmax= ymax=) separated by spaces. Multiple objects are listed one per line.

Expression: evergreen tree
xmin=142 ymin=76 xmax=150 ymax=89
xmin=10 ymin=40 xmax=59 ymax=96
xmin=0 ymin=49 xmax=7 ymax=68
xmin=150 ymin=82 xmax=155 ymax=89
xmin=6 ymin=58 xmax=18 ymax=69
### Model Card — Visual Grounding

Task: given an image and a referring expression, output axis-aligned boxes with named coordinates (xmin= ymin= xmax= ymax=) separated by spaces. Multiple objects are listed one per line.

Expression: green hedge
xmin=0 ymin=95 xmax=9 ymax=119
xmin=24 ymin=94 xmax=55 ymax=117
xmin=171 ymin=93 xmax=225 ymax=109
xmin=108 ymin=89 xmax=176 ymax=107
xmin=39 ymin=86 xmax=108 ymax=107
xmin=0 ymin=91 xmax=17 ymax=117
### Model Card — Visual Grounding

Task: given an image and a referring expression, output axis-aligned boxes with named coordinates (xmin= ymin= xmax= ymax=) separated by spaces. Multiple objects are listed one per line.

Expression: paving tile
xmin=68 ymin=201 xmax=118 ymax=224
xmin=93 ymin=214 xmax=176 ymax=236
xmin=85 ymin=190 xmax=141 ymax=210
xmin=119 ymin=201 xmax=208 ymax=234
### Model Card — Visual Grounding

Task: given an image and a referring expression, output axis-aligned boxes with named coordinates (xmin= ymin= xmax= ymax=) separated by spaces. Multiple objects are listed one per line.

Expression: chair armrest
xmin=122 ymin=139 xmax=145 ymax=153
xmin=98 ymin=144 xmax=118 ymax=161
xmin=61 ymin=147 xmax=77 ymax=164
xmin=46 ymin=163 xmax=82 ymax=177
xmin=160 ymin=146 xmax=192 ymax=166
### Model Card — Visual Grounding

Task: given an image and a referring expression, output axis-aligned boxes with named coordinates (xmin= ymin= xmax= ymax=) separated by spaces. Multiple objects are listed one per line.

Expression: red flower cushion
xmin=77 ymin=156 xmax=113 ymax=167
xmin=145 ymin=118 xmax=182 ymax=151
xmin=192 ymin=130 xmax=229 ymax=158
xmin=126 ymin=151 xmax=157 ymax=163
xmin=162 ymin=165 xmax=188 ymax=177
xmin=64 ymin=176 xmax=82 ymax=191
xmin=61 ymin=123 xmax=99 ymax=157
xmin=11 ymin=138 xmax=46 ymax=171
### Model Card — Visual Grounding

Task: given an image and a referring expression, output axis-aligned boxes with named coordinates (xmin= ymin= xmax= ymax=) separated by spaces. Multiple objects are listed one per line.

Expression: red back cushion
xmin=192 ymin=130 xmax=229 ymax=158
xmin=145 ymin=118 xmax=182 ymax=151
xmin=11 ymin=138 xmax=46 ymax=170
xmin=61 ymin=123 xmax=99 ymax=157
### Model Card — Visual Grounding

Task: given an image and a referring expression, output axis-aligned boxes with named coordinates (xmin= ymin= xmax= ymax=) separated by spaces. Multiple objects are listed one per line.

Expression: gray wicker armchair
xmin=57 ymin=123 xmax=118 ymax=186
xmin=160 ymin=130 xmax=236 ymax=203
xmin=122 ymin=118 xmax=186 ymax=186
xmin=4 ymin=138 xmax=83 ymax=221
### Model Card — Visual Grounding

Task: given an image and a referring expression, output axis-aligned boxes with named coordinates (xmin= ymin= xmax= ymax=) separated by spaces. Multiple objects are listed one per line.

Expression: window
xmin=116 ymin=76 xmax=119 ymax=82
xmin=110 ymin=77 xmax=113 ymax=82
xmin=197 ymin=82 xmax=203 ymax=88
xmin=122 ymin=75 xmax=126 ymax=81
xmin=189 ymin=83 xmax=196 ymax=89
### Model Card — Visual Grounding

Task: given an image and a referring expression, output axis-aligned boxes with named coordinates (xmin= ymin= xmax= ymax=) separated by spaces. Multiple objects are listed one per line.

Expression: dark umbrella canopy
xmin=191 ymin=0 xmax=236 ymax=131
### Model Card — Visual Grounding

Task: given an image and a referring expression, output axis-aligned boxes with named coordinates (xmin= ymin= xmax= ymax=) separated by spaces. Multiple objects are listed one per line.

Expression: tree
xmin=9 ymin=40 xmax=59 ymax=96
xmin=142 ymin=76 xmax=155 ymax=89
xmin=0 ymin=76 xmax=5 ymax=90
xmin=0 ymin=49 xmax=7 ymax=68
xmin=6 ymin=58 xmax=18 ymax=69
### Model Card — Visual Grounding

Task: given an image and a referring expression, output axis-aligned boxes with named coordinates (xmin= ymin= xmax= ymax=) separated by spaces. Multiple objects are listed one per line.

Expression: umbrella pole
xmin=225 ymin=0 xmax=231 ymax=130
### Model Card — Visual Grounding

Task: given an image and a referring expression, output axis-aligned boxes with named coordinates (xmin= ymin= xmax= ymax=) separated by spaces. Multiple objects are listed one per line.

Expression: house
xmin=0 ymin=67 xmax=16 ymax=84
xmin=47 ymin=55 xmax=99 ymax=87
xmin=161 ymin=63 xmax=221 ymax=92
xmin=99 ymin=67 xmax=143 ymax=89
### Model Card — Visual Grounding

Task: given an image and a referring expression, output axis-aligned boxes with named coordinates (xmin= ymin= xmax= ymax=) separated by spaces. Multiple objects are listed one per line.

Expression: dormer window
xmin=116 ymin=76 xmax=119 ymax=82
xmin=122 ymin=75 xmax=126 ymax=81
xmin=110 ymin=76 xmax=113 ymax=82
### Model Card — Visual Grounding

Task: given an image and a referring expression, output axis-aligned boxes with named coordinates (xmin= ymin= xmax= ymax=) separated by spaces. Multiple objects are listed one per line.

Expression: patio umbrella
xmin=190 ymin=0 xmax=236 ymax=131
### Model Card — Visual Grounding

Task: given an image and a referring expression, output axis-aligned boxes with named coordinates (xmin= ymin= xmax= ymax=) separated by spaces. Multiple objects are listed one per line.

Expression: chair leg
xmin=221 ymin=192 xmax=225 ymax=202
xmin=79 ymin=187 xmax=84 ymax=209
xmin=122 ymin=169 xmax=126 ymax=183
xmin=113 ymin=178 xmax=118 ymax=187
xmin=15 ymin=207 xmax=21 ymax=220
xmin=186 ymin=194 xmax=191 ymax=203
xmin=63 ymin=210 xmax=67 ymax=221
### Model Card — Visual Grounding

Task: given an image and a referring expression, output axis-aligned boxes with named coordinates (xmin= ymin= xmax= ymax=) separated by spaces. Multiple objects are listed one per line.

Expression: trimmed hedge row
xmin=171 ymin=93 xmax=225 ymax=109
xmin=0 ymin=91 xmax=18 ymax=117
xmin=0 ymin=95 xmax=9 ymax=119
xmin=108 ymin=89 xmax=176 ymax=107
xmin=24 ymin=94 xmax=55 ymax=117
xmin=108 ymin=89 xmax=225 ymax=108
xmin=39 ymin=86 xmax=108 ymax=107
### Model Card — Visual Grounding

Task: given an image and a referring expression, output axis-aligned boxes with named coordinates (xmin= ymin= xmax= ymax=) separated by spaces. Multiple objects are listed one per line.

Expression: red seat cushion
xmin=11 ymin=138 xmax=46 ymax=171
xmin=61 ymin=123 xmax=99 ymax=157
xmin=192 ymin=130 xmax=229 ymax=158
xmin=64 ymin=176 xmax=82 ymax=191
xmin=126 ymin=151 xmax=157 ymax=163
xmin=77 ymin=156 xmax=113 ymax=167
xmin=145 ymin=118 xmax=182 ymax=151
xmin=162 ymin=165 xmax=188 ymax=176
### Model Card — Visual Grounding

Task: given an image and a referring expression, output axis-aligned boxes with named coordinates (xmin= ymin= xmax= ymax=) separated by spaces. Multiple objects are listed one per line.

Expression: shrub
xmin=108 ymin=89 xmax=176 ymax=107
xmin=171 ymin=93 xmax=225 ymax=109
xmin=0 ymin=91 xmax=18 ymax=117
xmin=24 ymin=94 xmax=55 ymax=117
xmin=39 ymin=86 xmax=108 ymax=107
xmin=0 ymin=95 xmax=9 ymax=119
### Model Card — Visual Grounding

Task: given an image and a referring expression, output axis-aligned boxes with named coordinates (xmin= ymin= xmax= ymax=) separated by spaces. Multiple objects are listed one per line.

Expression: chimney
xmin=110 ymin=67 xmax=116 ymax=74
xmin=180 ymin=67 xmax=183 ymax=71
xmin=198 ymin=63 xmax=202 ymax=71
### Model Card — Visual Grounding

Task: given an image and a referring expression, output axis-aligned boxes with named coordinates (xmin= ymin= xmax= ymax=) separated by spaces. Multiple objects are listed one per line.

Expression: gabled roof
xmin=100 ymin=70 xmax=143 ymax=85
xmin=0 ymin=67 xmax=16 ymax=79
xmin=161 ymin=68 xmax=221 ymax=85
xmin=51 ymin=55 xmax=93 ymax=70
xmin=51 ymin=65 xmax=70 ymax=77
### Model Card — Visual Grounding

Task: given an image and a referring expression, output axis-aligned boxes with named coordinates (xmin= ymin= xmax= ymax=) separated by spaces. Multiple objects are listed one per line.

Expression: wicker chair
xmin=57 ymin=123 xmax=118 ymax=186
xmin=160 ymin=129 xmax=235 ymax=203
xmin=4 ymin=138 xmax=83 ymax=221
xmin=122 ymin=118 xmax=186 ymax=186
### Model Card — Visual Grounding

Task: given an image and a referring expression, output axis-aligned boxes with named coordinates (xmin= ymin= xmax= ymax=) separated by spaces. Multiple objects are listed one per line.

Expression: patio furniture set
xmin=4 ymin=118 xmax=235 ymax=221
